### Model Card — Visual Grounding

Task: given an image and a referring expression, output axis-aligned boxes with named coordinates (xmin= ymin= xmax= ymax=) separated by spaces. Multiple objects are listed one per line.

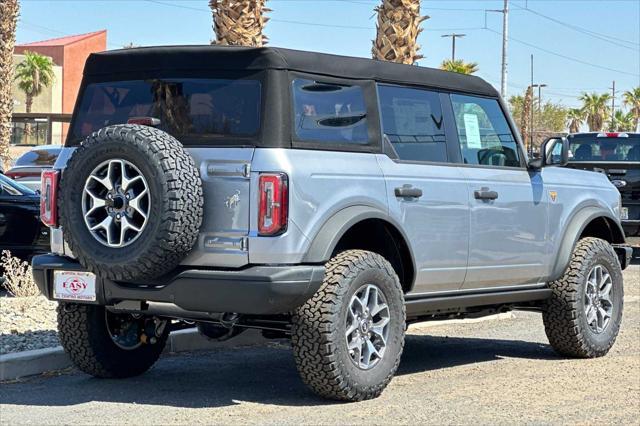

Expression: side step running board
xmin=405 ymin=288 xmax=552 ymax=317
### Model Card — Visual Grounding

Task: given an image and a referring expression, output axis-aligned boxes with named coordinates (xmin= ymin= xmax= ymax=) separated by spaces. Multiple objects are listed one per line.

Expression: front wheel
xmin=291 ymin=250 xmax=405 ymax=401
xmin=543 ymin=237 xmax=624 ymax=358
xmin=57 ymin=304 xmax=169 ymax=378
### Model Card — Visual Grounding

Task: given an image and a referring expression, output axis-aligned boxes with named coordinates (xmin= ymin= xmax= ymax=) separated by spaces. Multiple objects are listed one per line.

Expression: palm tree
xmin=622 ymin=87 xmax=640 ymax=131
xmin=209 ymin=0 xmax=270 ymax=46
xmin=372 ymin=0 xmax=429 ymax=65
xmin=566 ymin=108 xmax=585 ymax=133
xmin=439 ymin=59 xmax=478 ymax=75
xmin=15 ymin=51 xmax=55 ymax=114
xmin=14 ymin=51 xmax=55 ymax=144
xmin=609 ymin=110 xmax=635 ymax=132
xmin=0 ymin=0 xmax=19 ymax=166
xmin=579 ymin=92 xmax=611 ymax=132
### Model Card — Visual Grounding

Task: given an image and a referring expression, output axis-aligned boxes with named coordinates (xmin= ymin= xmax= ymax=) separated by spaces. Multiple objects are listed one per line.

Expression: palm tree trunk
xmin=209 ymin=0 xmax=270 ymax=47
xmin=24 ymin=94 xmax=32 ymax=145
xmin=0 ymin=0 xmax=19 ymax=165
xmin=372 ymin=0 xmax=428 ymax=65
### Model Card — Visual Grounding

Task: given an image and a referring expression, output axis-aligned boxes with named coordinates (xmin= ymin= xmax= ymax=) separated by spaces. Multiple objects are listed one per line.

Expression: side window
xmin=378 ymin=85 xmax=447 ymax=163
xmin=292 ymin=79 xmax=368 ymax=145
xmin=450 ymin=94 xmax=521 ymax=168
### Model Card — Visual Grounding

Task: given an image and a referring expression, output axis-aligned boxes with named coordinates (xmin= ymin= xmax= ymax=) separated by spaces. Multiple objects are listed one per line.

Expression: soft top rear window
xmin=68 ymin=78 xmax=261 ymax=146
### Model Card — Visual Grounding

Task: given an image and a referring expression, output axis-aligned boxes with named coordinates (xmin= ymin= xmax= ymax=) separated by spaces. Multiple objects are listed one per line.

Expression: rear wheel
xmin=57 ymin=303 xmax=169 ymax=378
xmin=291 ymin=250 xmax=405 ymax=401
xmin=543 ymin=237 xmax=624 ymax=358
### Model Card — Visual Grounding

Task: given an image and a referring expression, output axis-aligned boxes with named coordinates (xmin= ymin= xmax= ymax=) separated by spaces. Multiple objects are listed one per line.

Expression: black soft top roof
xmin=84 ymin=45 xmax=498 ymax=97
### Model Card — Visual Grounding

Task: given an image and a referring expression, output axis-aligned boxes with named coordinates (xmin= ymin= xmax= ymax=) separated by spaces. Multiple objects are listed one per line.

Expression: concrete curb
xmin=0 ymin=328 xmax=268 ymax=382
xmin=1 ymin=312 xmax=515 ymax=382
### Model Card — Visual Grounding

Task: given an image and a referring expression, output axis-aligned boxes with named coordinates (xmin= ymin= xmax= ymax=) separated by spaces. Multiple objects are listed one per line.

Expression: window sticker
xmin=463 ymin=113 xmax=482 ymax=149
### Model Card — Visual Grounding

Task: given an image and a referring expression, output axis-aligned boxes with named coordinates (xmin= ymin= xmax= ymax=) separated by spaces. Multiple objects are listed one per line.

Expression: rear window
xmin=15 ymin=148 xmax=61 ymax=167
xmin=69 ymin=79 xmax=261 ymax=146
xmin=569 ymin=134 xmax=640 ymax=162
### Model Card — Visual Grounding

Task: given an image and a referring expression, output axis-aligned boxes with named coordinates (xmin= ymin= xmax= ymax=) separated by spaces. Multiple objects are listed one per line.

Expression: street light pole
xmin=441 ymin=33 xmax=466 ymax=61
xmin=532 ymin=82 xmax=547 ymax=152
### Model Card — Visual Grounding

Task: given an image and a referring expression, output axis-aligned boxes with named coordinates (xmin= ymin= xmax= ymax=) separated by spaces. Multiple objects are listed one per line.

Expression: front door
xmin=377 ymin=85 xmax=469 ymax=294
xmin=448 ymin=94 xmax=548 ymax=289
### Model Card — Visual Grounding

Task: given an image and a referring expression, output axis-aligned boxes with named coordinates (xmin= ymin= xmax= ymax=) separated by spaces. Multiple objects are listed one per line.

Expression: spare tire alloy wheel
xmin=82 ymin=159 xmax=150 ymax=248
xmin=59 ymin=124 xmax=203 ymax=282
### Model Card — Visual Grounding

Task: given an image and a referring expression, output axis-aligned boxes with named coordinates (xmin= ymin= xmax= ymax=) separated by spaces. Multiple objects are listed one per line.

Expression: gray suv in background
xmin=32 ymin=46 xmax=632 ymax=402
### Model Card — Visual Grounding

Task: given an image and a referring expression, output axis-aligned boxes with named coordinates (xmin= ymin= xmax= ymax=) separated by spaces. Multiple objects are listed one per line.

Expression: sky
xmin=14 ymin=0 xmax=640 ymax=109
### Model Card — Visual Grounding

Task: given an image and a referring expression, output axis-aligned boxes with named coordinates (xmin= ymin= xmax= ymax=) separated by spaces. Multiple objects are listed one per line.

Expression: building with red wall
xmin=14 ymin=30 xmax=107 ymax=115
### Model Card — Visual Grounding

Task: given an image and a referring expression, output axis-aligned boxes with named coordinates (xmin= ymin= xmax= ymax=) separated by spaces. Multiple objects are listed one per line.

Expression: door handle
xmin=474 ymin=188 xmax=499 ymax=200
xmin=395 ymin=185 xmax=423 ymax=198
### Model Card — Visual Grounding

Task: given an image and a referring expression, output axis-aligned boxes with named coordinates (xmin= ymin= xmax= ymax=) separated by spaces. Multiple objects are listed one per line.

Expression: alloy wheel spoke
xmin=586 ymin=305 xmax=597 ymax=325
xmin=90 ymin=216 xmax=114 ymax=245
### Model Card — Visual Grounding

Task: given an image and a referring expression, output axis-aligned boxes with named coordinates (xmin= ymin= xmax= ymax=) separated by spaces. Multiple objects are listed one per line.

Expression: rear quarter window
xmin=69 ymin=78 xmax=261 ymax=146
xmin=292 ymin=78 xmax=369 ymax=146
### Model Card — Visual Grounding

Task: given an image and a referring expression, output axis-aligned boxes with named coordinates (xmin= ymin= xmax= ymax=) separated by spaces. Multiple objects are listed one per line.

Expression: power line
xmin=511 ymin=2 xmax=639 ymax=48
xmin=484 ymin=27 xmax=638 ymax=77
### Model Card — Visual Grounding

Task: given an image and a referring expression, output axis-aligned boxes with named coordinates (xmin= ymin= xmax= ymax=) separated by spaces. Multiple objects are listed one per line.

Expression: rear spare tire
xmin=59 ymin=124 xmax=203 ymax=281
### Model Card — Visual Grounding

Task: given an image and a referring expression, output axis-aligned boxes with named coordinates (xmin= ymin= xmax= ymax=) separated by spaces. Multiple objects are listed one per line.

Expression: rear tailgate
xmin=181 ymin=147 xmax=254 ymax=268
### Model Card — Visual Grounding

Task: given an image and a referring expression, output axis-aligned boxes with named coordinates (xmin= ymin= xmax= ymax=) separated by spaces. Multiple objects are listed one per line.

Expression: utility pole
xmin=501 ymin=0 xmax=509 ymax=99
xmin=486 ymin=1 xmax=509 ymax=99
xmin=610 ymin=80 xmax=616 ymax=130
xmin=441 ymin=33 xmax=466 ymax=61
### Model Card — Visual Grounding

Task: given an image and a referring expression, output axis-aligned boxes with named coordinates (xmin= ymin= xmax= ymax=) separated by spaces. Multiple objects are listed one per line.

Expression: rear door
xmin=376 ymin=85 xmax=469 ymax=294
xmin=448 ymin=94 xmax=548 ymax=289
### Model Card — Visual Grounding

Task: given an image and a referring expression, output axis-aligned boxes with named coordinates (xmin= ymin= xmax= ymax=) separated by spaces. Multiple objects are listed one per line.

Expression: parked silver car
xmin=6 ymin=145 xmax=62 ymax=191
xmin=33 ymin=46 xmax=632 ymax=401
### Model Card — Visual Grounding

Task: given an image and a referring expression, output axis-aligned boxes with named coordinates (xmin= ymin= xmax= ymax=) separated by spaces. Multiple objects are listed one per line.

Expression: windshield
xmin=568 ymin=134 xmax=640 ymax=162
xmin=15 ymin=147 xmax=61 ymax=167
xmin=68 ymin=78 xmax=261 ymax=146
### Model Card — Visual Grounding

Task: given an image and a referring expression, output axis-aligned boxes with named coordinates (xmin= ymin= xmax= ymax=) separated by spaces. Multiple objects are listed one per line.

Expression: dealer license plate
xmin=53 ymin=271 xmax=97 ymax=302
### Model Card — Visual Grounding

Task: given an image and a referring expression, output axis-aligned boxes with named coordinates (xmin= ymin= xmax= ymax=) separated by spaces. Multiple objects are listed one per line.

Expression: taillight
xmin=127 ymin=117 xmax=161 ymax=126
xmin=40 ymin=170 xmax=59 ymax=227
xmin=258 ymin=173 xmax=288 ymax=236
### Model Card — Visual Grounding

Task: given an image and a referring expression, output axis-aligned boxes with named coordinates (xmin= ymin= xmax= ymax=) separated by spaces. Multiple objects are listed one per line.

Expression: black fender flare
xmin=550 ymin=206 xmax=625 ymax=280
xmin=302 ymin=205 xmax=416 ymax=270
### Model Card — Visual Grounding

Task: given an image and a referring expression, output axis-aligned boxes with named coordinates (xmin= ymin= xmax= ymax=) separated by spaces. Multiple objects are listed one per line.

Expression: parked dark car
xmin=0 ymin=173 xmax=50 ymax=262
xmin=5 ymin=145 xmax=62 ymax=191
xmin=566 ymin=132 xmax=639 ymax=246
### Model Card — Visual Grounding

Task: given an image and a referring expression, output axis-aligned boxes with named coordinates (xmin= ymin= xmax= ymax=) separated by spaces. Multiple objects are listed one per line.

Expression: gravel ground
xmin=0 ymin=264 xmax=638 ymax=425
xmin=0 ymin=296 xmax=58 ymax=355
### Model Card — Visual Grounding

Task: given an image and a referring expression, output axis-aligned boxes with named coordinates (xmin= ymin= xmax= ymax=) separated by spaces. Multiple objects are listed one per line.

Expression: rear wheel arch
xmin=551 ymin=207 xmax=625 ymax=280
xmin=302 ymin=206 xmax=416 ymax=293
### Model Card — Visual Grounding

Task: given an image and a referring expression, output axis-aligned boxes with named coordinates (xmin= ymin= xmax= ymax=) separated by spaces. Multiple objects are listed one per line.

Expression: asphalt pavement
xmin=1 ymin=263 xmax=638 ymax=425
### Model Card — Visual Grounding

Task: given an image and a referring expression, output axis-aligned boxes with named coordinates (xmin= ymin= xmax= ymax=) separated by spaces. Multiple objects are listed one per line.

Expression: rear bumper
xmin=32 ymin=254 xmax=325 ymax=315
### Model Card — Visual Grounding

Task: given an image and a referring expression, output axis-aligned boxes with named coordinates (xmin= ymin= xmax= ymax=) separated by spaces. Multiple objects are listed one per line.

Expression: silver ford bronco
xmin=33 ymin=46 xmax=633 ymax=402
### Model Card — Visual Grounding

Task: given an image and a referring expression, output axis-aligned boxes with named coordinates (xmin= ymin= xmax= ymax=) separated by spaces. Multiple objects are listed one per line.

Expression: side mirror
xmin=529 ymin=136 xmax=569 ymax=169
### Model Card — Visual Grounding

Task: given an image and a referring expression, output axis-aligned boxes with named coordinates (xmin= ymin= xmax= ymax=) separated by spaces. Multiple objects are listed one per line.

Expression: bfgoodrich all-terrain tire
xmin=543 ymin=237 xmax=624 ymax=358
xmin=57 ymin=303 xmax=169 ymax=378
xmin=292 ymin=250 xmax=405 ymax=401
xmin=59 ymin=124 xmax=203 ymax=282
